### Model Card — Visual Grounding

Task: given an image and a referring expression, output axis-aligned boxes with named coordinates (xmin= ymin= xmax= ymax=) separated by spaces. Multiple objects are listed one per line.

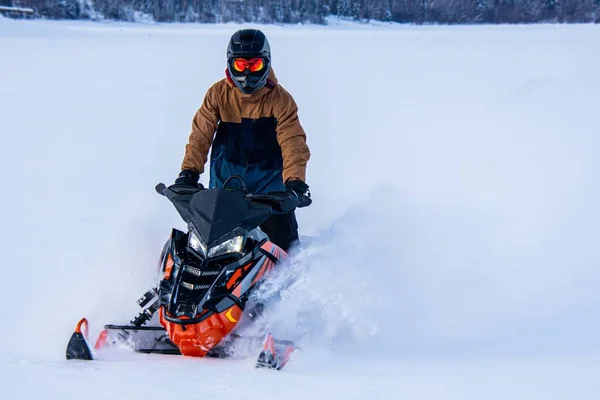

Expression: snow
xmin=1 ymin=17 xmax=600 ymax=399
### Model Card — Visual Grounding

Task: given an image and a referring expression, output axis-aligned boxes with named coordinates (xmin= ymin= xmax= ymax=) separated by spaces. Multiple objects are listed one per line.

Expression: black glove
xmin=174 ymin=169 xmax=203 ymax=188
xmin=285 ymin=180 xmax=312 ymax=208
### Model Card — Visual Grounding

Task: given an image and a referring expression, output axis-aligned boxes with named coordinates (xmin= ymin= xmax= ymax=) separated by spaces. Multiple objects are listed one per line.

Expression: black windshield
xmin=171 ymin=188 xmax=271 ymax=245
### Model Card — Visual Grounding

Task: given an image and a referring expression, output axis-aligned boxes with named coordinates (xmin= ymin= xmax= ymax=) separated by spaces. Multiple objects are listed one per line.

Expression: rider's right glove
xmin=285 ymin=180 xmax=312 ymax=208
xmin=174 ymin=169 xmax=204 ymax=188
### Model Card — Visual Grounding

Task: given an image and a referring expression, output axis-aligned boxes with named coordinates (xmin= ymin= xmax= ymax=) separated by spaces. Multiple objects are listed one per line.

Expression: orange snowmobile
xmin=66 ymin=180 xmax=302 ymax=370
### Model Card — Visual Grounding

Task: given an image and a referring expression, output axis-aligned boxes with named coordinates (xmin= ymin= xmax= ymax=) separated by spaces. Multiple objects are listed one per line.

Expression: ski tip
xmin=94 ymin=329 xmax=109 ymax=350
xmin=74 ymin=318 xmax=89 ymax=338
xmin=262 ymin=332 xmax=275 ymax=354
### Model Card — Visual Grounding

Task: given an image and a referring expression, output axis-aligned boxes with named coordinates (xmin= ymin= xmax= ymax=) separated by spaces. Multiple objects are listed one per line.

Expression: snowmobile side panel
xmin=96 ymin=325 xmax=181 ymax=354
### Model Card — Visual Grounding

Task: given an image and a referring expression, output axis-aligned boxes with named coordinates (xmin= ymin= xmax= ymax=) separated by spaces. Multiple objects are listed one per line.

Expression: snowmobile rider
xmin=174 ymin=29 xmax=311 ymax=252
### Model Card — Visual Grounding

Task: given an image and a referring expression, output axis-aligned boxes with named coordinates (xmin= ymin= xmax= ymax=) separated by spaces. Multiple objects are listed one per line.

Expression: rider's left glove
xmin=285 ymin=180 xmax=312 ymax=208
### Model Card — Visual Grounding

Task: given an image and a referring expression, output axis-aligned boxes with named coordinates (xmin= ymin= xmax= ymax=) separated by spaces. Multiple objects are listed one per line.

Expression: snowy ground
xmin=1 ymin=17 xmax=599 ymax=399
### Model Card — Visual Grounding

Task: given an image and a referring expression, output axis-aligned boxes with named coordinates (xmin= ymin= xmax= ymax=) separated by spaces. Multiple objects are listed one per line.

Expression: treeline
xmin=3 ymin=0 xmax=599 ymax=23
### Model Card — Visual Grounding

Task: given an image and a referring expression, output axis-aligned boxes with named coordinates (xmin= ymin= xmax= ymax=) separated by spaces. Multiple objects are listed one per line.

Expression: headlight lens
xmin=208 ymin=235 xmax=244 ymax=258
xmin=188 ymin=232 xmax=207 ymax=257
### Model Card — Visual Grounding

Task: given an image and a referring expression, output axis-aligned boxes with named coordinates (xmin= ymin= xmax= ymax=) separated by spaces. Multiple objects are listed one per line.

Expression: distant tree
xmin=382 ymin=0 xmax=393 ymax=20
xmin=10 ymin=0 xmax=600 ymax=23
xmin=338 ymin=0 xmax=350 ymax=16
xmin=272 ymin=0 xmax=285 ymax=22
xmin=16 ymin=0 xmax=81 ymax=18
xmin=58 ymin=0 xmax=81 ymax=19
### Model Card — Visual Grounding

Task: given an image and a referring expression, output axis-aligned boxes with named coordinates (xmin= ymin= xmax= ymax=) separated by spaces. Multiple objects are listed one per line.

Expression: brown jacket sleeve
xmin=181 ymin=86 xmax=220 ymax=173
xmin=275 ymin=88 xmax=310 ymax=183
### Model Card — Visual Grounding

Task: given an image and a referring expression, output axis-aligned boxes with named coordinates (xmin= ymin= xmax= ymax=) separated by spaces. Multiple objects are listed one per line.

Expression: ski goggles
xmin=232 ymin=57 xmax=265 ymax=73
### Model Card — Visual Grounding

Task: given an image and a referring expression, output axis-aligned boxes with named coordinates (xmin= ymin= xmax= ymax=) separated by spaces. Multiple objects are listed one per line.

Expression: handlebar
xmin=155 ymin=183 xmax=167 ymax=195
xmin=155 ymin=183 xmax=301 ymax=213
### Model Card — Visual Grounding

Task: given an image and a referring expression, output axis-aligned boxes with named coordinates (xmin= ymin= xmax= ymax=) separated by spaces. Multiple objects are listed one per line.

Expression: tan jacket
xmin=181 ymin=69 xmax=310 ymax=183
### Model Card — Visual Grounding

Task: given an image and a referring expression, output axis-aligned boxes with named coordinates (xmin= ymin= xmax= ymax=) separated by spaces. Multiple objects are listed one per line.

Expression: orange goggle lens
xmin=233 ymin=58 xmax=264 ymax=73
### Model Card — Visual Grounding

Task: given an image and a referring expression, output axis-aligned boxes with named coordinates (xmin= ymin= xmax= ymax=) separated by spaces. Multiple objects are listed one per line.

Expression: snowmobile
xmin=66 ymin=179 xmax=301 ymax=370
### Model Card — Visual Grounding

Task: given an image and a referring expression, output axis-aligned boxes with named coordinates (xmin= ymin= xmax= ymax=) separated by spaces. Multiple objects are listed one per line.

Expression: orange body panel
xmin=163 ymin=253 xmax=174 ymax=280
xmin=251 ymin=242 xmax=284 ymax=286
xmin=159 ymin=305 xmax=243 ymax=357
xmin=226 ymin=268 xmax=243 ymax=290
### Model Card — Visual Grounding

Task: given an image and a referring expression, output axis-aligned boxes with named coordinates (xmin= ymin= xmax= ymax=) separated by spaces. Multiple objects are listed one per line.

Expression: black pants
xmin=260 ymin=212 xmax=299 ymax=252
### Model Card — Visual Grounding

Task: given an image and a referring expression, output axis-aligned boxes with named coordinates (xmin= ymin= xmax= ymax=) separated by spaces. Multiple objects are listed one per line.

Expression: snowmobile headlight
xmin=208 ymin=235 xmax=244 ymax=258
xmin=188 ymin=232 xmax=207 ymax=257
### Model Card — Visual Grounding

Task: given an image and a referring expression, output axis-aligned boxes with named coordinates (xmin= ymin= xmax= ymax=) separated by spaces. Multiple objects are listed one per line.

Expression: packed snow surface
xmin=1 ymin=17 xmax=599 ymax=399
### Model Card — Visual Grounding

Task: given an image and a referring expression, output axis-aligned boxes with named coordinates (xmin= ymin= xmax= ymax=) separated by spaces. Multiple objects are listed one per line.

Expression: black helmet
xmin=226 ymin=29 xmax=271 ymax=94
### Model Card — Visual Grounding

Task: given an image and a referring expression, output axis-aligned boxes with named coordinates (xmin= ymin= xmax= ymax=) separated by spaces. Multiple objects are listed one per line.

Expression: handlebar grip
xmin=155 ymin=183 xmax=167 ymax=195
xmin=297 ymin=196 xmax=312 ymax=208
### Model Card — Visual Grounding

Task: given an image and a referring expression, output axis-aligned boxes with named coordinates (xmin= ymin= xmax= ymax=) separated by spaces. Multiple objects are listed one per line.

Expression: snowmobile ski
xmin=66 ymin=318 xmax=94 ymax=360
xmin=255 ymin=332 xmax=294 ymax=371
